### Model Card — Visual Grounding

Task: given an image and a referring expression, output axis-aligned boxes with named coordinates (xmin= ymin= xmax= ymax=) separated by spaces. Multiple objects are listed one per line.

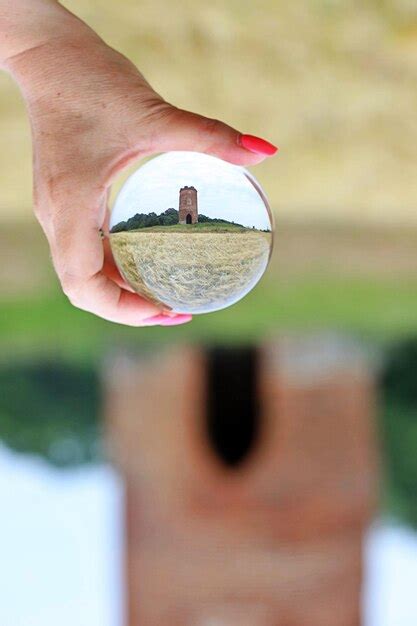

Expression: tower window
xmin=205 ymin=346 xmax=260 ymax=468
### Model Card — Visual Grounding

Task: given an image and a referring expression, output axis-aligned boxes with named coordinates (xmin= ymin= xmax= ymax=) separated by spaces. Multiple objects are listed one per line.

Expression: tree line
xmin=110 ymin=208 xmax=250 ymax=232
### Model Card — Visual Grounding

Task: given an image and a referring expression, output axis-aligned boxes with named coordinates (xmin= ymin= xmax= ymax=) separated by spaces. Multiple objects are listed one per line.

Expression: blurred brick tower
xmin=105 ymin=334 xmax=377 ymax=626
xmin=179 ymin=186 xmax=198 ymax=224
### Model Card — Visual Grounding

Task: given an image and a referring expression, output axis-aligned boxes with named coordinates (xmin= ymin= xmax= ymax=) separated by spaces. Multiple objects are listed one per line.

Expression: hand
xmin=4 ymin=8 xmax=277 ymax=326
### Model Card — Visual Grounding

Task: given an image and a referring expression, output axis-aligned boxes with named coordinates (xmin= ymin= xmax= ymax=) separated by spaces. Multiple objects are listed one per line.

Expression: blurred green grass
xmin=1 ymin=221 xmax=417 ymax=526
xmin=2 ymin=273 xmax=417 ymax=364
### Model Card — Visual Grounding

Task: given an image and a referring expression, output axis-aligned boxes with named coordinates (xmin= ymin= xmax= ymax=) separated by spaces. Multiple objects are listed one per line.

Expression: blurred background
xmin=0 ymin=0 xmax=417 ymax=625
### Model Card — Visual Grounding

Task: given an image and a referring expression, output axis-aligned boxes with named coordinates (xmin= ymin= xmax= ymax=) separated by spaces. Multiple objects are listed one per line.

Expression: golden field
xmin=0 ymin=0 xmax=416 ymax=225
xmin=110 ymin=228 xmax=272 ymax=313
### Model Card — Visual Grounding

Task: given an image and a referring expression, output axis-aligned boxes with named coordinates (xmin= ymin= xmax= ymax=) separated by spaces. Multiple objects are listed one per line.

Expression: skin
xmin=0 ymin=0 xmax=276 ymax=326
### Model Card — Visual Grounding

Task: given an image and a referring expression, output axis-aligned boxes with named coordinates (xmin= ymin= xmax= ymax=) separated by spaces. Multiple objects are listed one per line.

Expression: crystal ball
xmin=110 ymin=151 xmax=274 ymax=314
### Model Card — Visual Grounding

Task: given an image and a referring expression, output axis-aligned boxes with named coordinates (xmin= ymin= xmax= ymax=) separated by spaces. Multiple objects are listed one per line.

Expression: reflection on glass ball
xmin=110 ymin=151 xmax=274 ymax=314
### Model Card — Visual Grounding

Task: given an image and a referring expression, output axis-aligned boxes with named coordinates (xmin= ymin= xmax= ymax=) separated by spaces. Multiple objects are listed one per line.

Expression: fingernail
xmin=142 ymin=313 xmax=193 ymax=326
xmin=240 ymin=134 xmax=278 ymax=156
xmin=142 ymin=313 xmax=168 ymax=325
xmin=159 ymin=314 xmax=192 ymax=326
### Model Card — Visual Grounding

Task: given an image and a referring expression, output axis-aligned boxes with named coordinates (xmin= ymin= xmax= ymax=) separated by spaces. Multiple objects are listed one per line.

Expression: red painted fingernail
xmin=142 ymin=313 xmax=192 ymax=326
xmin=159 ymin=314 xmax=192 ymax=326
xmin=142 ymin=313 xmax=168 ymax=325
xmin=240 ymin=134 xmax=278 ymax=156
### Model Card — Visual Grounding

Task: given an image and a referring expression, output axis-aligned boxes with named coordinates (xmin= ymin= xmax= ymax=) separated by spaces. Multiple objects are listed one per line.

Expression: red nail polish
xmin=141 ymin=314 xmax=167 ymax=325
xmin=240 ymin=134 xmax=278 ymax=156
xmin=142 ymin=313 xmax=192 ymax=326
xmin=159 ymin=314 xmax=192 ymax=326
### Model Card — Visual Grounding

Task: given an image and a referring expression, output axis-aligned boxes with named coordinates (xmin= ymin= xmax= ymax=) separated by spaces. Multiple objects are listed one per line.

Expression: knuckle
xmin=60 ymin=273 xmax=87 ymax=308
xmin=200 ymin=117 xmax=223 ymax=137
xmin=142 ymin=98 xmax=173 ymax=121
xmin=33 ymin=186 xmax=71 ymax=238
xmin=38 ymin=169 xmax=69 ymax=205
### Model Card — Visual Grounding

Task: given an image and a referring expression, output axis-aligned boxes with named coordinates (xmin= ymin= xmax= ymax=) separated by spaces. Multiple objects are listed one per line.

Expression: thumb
xmin=150 ymin=107 xmax=278 ymax=166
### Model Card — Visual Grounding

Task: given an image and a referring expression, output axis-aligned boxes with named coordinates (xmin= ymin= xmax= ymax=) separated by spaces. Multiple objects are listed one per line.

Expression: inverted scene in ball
xmin=109 ymin=151 xmax=274 ymax=314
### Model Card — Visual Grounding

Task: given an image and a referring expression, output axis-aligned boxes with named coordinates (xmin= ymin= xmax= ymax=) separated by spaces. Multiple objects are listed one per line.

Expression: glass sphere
xmin=110 ymin=151 xmax=274 ymax=314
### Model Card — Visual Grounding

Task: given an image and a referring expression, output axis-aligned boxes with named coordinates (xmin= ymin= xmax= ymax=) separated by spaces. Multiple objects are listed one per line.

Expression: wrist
xmin=0 ymin=0 xmax=99 ymax=69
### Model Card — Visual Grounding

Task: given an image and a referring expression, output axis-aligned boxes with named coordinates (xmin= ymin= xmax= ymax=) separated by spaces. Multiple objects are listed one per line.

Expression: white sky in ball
xmin=111 ymin=151 xmax=272 ymax=230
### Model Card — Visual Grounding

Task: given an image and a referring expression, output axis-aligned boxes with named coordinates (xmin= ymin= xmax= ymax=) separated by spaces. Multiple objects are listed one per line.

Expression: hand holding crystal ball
xmin=110 ymin=152 xmax=274 ymax=315
xmin=3 ymin=0 xmax=278 ymax=326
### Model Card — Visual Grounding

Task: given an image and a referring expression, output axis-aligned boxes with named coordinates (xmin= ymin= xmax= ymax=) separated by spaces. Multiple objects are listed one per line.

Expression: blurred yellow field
xmin=0 ymin=0 xmax=416 ymax=224
xmin=110 ymin=228 xmax=272 ymax=312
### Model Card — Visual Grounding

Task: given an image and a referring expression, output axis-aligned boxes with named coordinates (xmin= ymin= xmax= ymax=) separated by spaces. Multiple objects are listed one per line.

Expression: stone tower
xmin=105 ymin=335 xmax=377 ymax=626
xmin=179 ymin=186 xmax=198 ymax=224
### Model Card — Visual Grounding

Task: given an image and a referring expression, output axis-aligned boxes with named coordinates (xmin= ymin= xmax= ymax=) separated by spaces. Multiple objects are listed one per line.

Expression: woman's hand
xmin=2 ymin=1 xmax=277 ymax=326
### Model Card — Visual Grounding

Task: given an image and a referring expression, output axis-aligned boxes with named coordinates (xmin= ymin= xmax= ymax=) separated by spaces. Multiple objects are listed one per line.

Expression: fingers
xmin=49 ymin=206 xmax=190 ymax=326
xmin=148 ymin=107 xmax=278 ymax=167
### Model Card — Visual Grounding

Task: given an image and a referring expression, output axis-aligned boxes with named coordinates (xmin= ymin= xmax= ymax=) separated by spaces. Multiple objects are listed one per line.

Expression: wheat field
xmin=110 ymin=229 xmax=272 ymax=313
